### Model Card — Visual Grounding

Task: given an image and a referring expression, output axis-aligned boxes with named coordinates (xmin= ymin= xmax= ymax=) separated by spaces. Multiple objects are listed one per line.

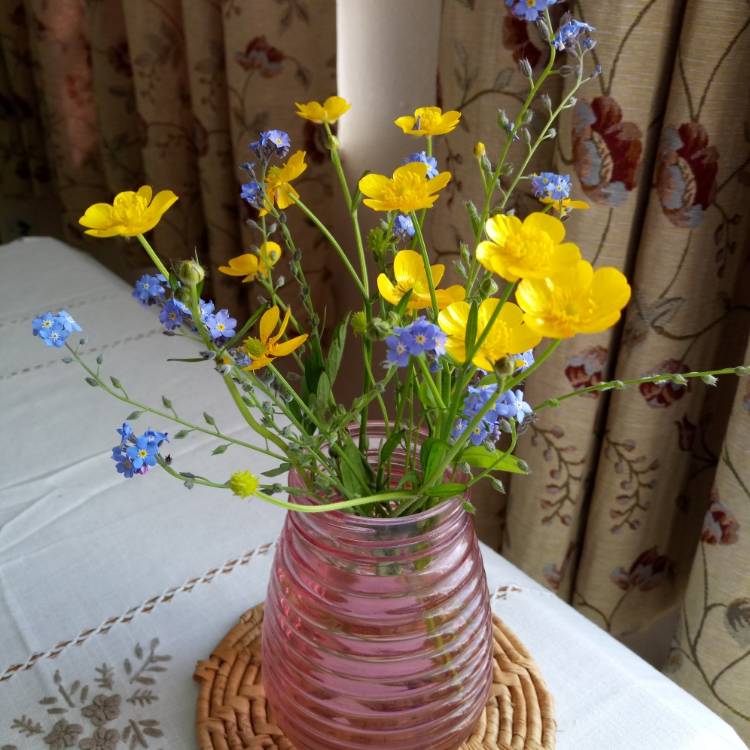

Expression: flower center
xmin=415 ymin=111 xmax=440 ymax=131
xmin=245 ymin=337 xmax=265 ymax=357
xmin=113 ymin=193 xmax=148 ymax=225
xmin=506 ymin=226 xmax=554 ymax=266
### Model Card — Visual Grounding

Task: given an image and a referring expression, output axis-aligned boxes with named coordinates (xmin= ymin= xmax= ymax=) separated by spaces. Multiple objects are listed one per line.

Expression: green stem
xmin=424 ymin=339 xmax=561 ymax=490
xmin=136 ymin=234 xmax=171 ymax=281
xmin=467 ymin=281 xmax=516 ymax=362
xmin=291 ymin=197 xmax=367 ymax=298
xmin=67 ymin=345 xmax=286 ymax=461
xmin=410 ymin=212 xmax=439 ymax=318
xmin=416 ymin=356 xmax=446 ymax=410
xmin=533 ymin=366 xmax=745 ymax=411
xmin=157 ymin=453 xmax=415 ymax=514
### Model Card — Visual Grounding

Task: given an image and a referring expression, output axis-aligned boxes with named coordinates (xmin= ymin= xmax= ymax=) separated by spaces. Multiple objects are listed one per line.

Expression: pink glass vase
xmin=262 ymin=439 xmax=494 ymax=750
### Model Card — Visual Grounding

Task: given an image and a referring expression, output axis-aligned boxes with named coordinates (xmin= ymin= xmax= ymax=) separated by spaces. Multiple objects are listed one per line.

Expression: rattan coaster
xmin=194 ymin=604 xmax=556 ymax=750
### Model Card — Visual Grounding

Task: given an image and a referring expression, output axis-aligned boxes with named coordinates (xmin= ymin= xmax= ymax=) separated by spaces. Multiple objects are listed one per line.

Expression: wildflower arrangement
xmin=36 ymin=7 xmax=747 ymax=518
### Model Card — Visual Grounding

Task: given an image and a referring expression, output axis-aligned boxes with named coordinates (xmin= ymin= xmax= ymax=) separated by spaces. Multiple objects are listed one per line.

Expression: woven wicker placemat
xmin=194 ymin=604 xmax=556 ymax=750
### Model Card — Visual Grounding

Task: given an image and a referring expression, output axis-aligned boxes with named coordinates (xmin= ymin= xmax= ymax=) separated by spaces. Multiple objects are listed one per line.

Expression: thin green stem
xmin=67 ymin=345 xmax=286 ymax=461
xmin=410 ymin=213 xmax=439 ymax=318
xmin=136 ymin=234 xmax=171 ymax=281
xmin=291 ymin=197 xmax=367 ymax=297
xmin=416 ymin=356 xmax=446 ymax=410
xmin=424 ymin=339 xmax=561 ymax=490
xmin=533 ymin=367 xmax=745 ymax=411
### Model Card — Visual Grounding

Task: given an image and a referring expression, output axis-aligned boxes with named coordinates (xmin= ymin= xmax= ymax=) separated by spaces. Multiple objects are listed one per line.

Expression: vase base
xmin=194 ymin=603 xmax=556 ymax=750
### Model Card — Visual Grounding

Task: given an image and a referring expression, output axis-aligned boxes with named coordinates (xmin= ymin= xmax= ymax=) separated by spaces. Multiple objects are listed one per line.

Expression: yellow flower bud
xmin=474 ymin=141 xmax=486 ymax=158
xmin=229 ymin=470 xmax=259 ymax=498
xmin=176 ymin=259 xmax=205 ymax=286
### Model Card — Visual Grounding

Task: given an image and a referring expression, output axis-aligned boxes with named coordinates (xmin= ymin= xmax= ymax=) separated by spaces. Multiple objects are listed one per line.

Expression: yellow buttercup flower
xmin=477 ymin=212 xmax=581 ymax=283
xmin=242 ymin=305 xmax=308 ymax=371
xmin=377 ymin=250 xmax=465 ymax=310
xmin=540 ymin=196 xmax=590 ymax=216
xmin=295 ymin=95 xmax=351 ymax=124
xmin=229 ymin=470 xmax=259 ymax=498
xmin=438 ymin=299 xmax=541 ymax=370
xmin=79 ymin=185 xmax=177 ymax=237
xmin=261 ymin=150 xmax=307 ymax=215
xmin=218 ymin=242 xmax=282 ymax=282
xmin=394 ymin=106 xmax=461 ymax=136
xmin=358 ymin=162 xmax=451 ymax=213
xmin=516 ymin=260 xmax=631 ymax=339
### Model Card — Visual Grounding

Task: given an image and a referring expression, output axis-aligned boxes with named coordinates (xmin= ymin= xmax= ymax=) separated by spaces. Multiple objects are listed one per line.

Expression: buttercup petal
xmin=259 ymin=306 xmax=280 ymax=344
xmin=148 ymin=189 xmax=179 ymax=217
xmin=272 ymin=333 xmax=308 ymax=357
xmin=377 ymin=274 xmax=402 ymax=305
xmin=136 ymin=185 xmax=153 ymax=203
xmin=524 ymin=211 xmax=566 ymax=244
xmin=79 ymin=203 xmax=116 ymax=229
xmin=393 ymin=249 xmax=424 ymax=286
xmin=394 ymin=115 xmax=417 ymax=133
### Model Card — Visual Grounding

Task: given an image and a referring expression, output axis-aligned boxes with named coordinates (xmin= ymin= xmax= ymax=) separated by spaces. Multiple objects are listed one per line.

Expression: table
xmin=0 ymin=237 xmax=745 ymax=749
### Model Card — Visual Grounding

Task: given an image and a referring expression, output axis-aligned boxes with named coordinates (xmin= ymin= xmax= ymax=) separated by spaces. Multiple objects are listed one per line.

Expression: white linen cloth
xmin=0 ymin=237 xmax=745 ymax=749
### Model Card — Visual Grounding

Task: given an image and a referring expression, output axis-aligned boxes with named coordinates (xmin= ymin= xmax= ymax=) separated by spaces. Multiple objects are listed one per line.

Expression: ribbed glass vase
xmin=262 ymin=432 xmax=494 ymax=750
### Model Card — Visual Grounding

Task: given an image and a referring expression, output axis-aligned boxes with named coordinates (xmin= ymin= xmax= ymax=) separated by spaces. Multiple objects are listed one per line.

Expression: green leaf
xmin=333 ymin=437 xmax=372 ymax=496
xmin=127 ymin=410 xmax=143 ymax=420
xmin=422 ymin=482 xmax=467 ymax=498
xmin=418 ymin=378 xmax=438 ymax=411
xmin=211 ymin=444 xmax=230 ymax=455
xmin=465 ymin=300 xmax=479 ymax=354
xmin=393 ymin=287 xmax=414 ymax=317
xmin=379 ymin=429 xmax=405 ymax=466
xmin=421 ymin=438 xmax=449 ymax=483
xmin=461 ymin=446 xmax=528 ymax=474
xmin=316 ymin=371 xmax=332 ymax=407
xmin=325 ymin=315 xmax=349 ymax=385
xmin=261 ymin=463 xmax=291 ymax=478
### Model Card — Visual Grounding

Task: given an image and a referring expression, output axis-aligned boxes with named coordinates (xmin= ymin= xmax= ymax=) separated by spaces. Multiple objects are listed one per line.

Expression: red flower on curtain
xmin=236 ymin=36 xmax=285 ymax=76
xmin=564 ymin=345 xmax=608 ymax=396
xmin=502 ymin=15 xmax=545 ymax=70
xmin=611 ymin=547 xmax=673 ymax=592
xmin=655 ymin=123 xmax=719 ymax=229
xmin=702 ymin=494 xmax=739 ymax=545
xmin=572 ymin=96 xmax=642 ymax=206
xmin=639 ymin=359 xmax=690 ymax=407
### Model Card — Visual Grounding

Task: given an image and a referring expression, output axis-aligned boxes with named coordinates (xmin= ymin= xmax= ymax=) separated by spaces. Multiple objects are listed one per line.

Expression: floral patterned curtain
xmin=434 ymin=0 xmax=750 ymax=738
xmin=2 ymin=0 xmax=749 ymax=739
xmin=0 ymin=0 xmax=336 ymax=313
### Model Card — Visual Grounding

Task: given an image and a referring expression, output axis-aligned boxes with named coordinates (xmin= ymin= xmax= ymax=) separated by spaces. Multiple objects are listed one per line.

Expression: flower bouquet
xmin=33 ymin=6 xmax=748 ymax=750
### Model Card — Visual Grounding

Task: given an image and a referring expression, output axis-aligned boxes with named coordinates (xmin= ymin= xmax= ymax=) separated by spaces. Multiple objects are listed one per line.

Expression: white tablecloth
xmin=0 ymin=237 xmax=745 ymax=750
